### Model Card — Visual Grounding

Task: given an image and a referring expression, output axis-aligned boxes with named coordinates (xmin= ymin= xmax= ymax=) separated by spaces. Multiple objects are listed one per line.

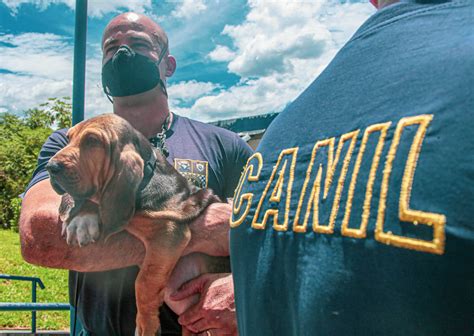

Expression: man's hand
xmin=171 ymin=273 xmax=237 ymax=336
xmin=184 ymin=202 xmax=232 ymax=257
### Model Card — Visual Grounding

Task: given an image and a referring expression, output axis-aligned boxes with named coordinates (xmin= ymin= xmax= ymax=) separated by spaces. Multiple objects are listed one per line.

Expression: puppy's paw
xmin=65 ymin=213 xmax=100 ymax=247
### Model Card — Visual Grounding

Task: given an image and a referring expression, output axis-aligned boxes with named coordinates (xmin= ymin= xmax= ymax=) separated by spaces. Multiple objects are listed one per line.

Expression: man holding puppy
xmin=20 ymin=13 xmax=250 ymax=336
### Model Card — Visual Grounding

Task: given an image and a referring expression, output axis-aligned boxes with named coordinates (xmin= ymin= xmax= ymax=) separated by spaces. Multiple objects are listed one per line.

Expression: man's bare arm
xmin=183 ymin=201 xmax=231 ymax=257
xmin=20 ymin=179 xmax=145 ymax=272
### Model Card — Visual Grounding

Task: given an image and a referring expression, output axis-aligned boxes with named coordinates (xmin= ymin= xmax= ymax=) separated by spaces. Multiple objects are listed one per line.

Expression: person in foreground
xmin=19 ymin=12 xmax=250 ymax=336
xmin=228 ymin=0 xmax=474 ymax=335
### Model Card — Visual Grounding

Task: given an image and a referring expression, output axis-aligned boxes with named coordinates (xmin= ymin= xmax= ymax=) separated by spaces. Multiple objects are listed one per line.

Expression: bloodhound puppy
xmin=46 ymin=113 xmax=222 ymax=336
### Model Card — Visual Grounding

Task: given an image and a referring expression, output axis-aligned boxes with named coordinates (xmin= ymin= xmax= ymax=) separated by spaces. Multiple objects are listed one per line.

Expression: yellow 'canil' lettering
xmin=293 ymin=138 xmax=334 ymax=233
xmin=230 ymin=153 xmax=263 ymax=228
xmin=252 ymin=148 xmax=298 ymax=231
xmin=376 ymin=115 xmax=446 ymax=254
xmin=293 ymin=131 xmax=358 ymax=234
xmin=231 ymin=114 xmax=447 ymax=255
xmin=341 ymin=122 xmax=391 ymax=238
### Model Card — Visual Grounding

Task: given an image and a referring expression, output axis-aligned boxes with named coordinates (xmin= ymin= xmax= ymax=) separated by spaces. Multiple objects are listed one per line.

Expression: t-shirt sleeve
xmin=23 ymin=129 xmax=69 ymax=196
xmin=223 ymin=135 xmax=254 ymax=198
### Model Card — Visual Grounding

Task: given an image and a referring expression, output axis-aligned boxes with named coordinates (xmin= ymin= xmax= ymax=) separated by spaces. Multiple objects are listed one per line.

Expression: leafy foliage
xmin=0 ymin=97 xmax=72 ymax=231
xmin=40 ymin=97 xmax=73 ymax=130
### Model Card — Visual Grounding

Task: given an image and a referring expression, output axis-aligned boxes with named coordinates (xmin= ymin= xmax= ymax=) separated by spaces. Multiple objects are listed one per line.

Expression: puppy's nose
xmin=46 ymin=160 xmax=64 ymax=175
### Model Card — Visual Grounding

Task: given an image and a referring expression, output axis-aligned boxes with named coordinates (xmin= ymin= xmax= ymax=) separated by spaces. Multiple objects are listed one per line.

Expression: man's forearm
xmin=21 ymin=208 xmax=145 ymax=272
xmin=20 ymin=179 xmax=145 ymax=272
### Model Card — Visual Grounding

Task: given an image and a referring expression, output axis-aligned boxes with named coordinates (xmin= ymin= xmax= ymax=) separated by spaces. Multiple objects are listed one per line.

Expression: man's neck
xmin=113 ymin=88 xmax=170 ymax=138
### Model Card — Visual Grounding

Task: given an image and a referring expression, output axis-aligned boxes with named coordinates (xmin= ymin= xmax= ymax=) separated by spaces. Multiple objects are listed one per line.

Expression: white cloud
xmin=171 ymin=0 xmax=207 ymax=19
xmin=179 ymin=75 xmax=296 ymax=121
xmin=87 ymin=0 xmax=151 ymax=18
xmin=208 ymin=45 xmax=235 ymax=62
xmin=176 ymin=63 xmax=328 ymax=122
xmin=182 ymin=0 xmax=375 ymax=121
xmin=0 ymin=73 xmax=71 ymax=113
xmin=0 ymin=32 xmax=73 ymax=112
xmin=168 ymin=80 xmax=221 ymax=103
xmin=1 ymin=0 xmax=152 ymax=18
xmin=0 ymin=32 xmax=111 ymax=117
xmin=322 ymin=1 xmax=375 ymax=46
xmin=222 ymin=0 xmax=330 ymax=77
xmin=0 ymin=33 xmax=72 ymax=80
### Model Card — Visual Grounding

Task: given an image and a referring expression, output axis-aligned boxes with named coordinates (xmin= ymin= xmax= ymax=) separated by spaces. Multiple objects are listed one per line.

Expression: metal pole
xmin=0 ymin=303 xmax=70 ymax=311
xmin=31 ymin=281 xmax=37 ymax=333
xmin=72 ymin=0 xmax=88 ymax=125
xmin=71 ymin=2 xmax=88 ymax=334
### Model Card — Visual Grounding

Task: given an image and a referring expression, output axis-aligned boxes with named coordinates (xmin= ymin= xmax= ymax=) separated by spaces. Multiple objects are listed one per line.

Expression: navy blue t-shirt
xmin=230 ymin=1 xmax=474 ymax=335
xmin=25 ymin=113 xmax=252 ymax=335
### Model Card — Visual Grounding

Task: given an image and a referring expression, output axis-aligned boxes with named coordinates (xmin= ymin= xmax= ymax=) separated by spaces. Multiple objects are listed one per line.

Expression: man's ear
xmin=165 ymin=55 xmax=176 ymax=77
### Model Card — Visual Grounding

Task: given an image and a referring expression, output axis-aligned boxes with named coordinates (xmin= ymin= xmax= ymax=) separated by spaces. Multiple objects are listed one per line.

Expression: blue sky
xmin=0 ymin=0 xmax=374 ymax=122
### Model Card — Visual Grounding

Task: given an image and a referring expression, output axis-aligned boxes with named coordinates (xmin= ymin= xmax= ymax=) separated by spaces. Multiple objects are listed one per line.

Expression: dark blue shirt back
xmin=230 ymin=1 xmax=474 ymax=335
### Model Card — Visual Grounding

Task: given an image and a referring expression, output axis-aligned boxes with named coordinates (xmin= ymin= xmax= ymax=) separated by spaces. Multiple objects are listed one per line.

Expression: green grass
xmin=0 ymin=229 xmax=69 ymax=331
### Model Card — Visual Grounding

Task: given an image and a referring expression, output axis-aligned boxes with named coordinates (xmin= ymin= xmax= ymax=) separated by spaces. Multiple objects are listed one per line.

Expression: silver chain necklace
xmin=149 ymin=113 xmax=171 ymax=157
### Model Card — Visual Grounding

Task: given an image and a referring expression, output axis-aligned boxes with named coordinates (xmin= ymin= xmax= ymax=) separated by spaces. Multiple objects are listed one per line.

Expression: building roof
xmin=210 ymin=112 xmax=279 ymax=133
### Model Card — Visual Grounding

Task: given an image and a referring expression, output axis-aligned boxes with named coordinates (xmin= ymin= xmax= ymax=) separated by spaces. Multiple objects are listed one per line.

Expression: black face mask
xmin=101 ymin=44 xmax=168 ymax=99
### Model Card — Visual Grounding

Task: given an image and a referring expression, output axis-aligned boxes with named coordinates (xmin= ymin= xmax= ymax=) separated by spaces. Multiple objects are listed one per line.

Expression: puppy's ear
xmin=100 ymin=147 xmax=144 ymax=240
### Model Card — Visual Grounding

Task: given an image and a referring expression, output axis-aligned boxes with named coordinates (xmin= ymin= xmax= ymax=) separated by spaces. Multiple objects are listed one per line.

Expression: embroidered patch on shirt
xmin=174 ymin=158 xmax=208 ymax=188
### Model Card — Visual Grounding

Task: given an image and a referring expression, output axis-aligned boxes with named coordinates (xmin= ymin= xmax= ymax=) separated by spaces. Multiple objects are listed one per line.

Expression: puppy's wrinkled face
xmin=46 ymin=114 xmax=123 ymax=200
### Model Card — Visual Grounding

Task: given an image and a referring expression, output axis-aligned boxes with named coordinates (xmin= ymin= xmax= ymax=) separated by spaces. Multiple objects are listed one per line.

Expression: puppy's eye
xmin=82 ymin=135 xmax=102 ymax=148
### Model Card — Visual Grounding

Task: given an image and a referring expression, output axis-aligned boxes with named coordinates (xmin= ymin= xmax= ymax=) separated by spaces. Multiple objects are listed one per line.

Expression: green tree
xmin=24 ymin=107 xmax=54 ymax=129
xmin=0 ymin=97 xmax=72 ymax=231
xmin=40 ymin=97 xmax=73 ymax=129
